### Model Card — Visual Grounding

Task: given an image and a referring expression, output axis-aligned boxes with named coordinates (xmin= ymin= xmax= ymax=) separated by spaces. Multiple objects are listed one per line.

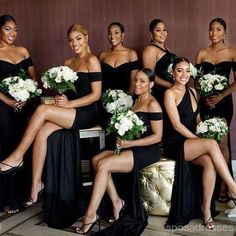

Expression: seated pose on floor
xmin=0 ymin=23 xmax=102 ymax=210
xmin=163 ymin=57 xmax=236 ymax=230
xmin=76 ymin=68 xmax=163 ymax=235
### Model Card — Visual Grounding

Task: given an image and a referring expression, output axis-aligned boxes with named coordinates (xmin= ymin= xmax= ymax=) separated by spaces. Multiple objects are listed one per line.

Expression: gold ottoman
xmin=140 ymin=158 xmax=175 ymax=216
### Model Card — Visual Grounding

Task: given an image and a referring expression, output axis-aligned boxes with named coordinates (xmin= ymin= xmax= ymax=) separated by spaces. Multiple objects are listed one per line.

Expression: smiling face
xmin=107 ymin=24 xmax=124 ymax=46
xmin=134 ymin=71 xmax=153 ymax=95
xmin=68 ymin=30 xmax=88 ymax=54
xmin=151 ymin=21 xmax=167 ymax=44
xmin=172 ymin=61 xmax=191 ymax=85
xmin=0 ymin=20 xmax=17 ymax=46
xmin=209 ymin=21 xmax=225 ymax=44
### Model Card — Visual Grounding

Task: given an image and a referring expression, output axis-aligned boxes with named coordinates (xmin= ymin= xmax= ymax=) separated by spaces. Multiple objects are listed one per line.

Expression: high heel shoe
xmin=110 ymin=200 xmax=127 ymax=223
xmin=0 ymin=161 xmax=23 ymax=174
xmin=203 ymin=216 xmax=215 ymax=230
xmin=24 ymin=187 xmax=44 ymax=208
xmin=75 ymin=215 xmax=100 ymax=235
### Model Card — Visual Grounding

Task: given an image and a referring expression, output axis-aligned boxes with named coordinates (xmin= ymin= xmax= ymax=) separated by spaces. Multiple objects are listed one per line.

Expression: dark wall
xmin=1 ymin=0 xmax=236 ymax=159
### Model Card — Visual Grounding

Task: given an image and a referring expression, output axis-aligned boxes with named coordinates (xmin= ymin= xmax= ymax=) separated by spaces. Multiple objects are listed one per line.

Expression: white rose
xmin=24 ymin=79 xmax=36 ymax=92
xmin=197 ymin=122 xmax=208 ymax=133
xmin=214 ymin=83 xmax=224 ymax=91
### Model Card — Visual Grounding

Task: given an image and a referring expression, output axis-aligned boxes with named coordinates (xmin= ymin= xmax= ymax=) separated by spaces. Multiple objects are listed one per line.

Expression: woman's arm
xmin=118 ymin=100 xmax=163 ymax=149
xmin=142 ymin=46 xmax=172 ymax=88
xmin=0 ymin=91 xmax=16 ymax=108
xmin=164 ymin=89 xmax=198 ymax=139
xmin=129 ymin=49 xmax=139 ymax=94
xmin=59 ymin=55 xmax=102 ymax=109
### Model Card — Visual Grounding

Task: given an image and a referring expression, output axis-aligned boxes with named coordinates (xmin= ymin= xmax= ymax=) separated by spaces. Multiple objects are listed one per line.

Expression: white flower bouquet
xmin=102 ymin=89 xmax=133 ymax=114
xmin=197 ymin=73 xmax=228 ymax=97
xmin=196 ymin=117 xmax=228 ymax=143
xmin=41 ymin=66 xmax=78 ymax=94
xmin=167 ymin=62 xmax=198 ymax=78
xmin=106 ymin=110 xmax=147 ymax=155
xmin=0 ymin=70 xmax=42 ymax=103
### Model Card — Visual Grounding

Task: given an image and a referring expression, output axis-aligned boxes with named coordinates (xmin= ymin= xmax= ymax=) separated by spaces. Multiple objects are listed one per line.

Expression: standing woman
xmin=0 ymin=23 xmax=102 ymax=224
xmin=142 ymin=19 xmax=177 ymax=109
xmin=0 ymin=15 xmax=37 ymax=214
xmin=0 ymin=15 xmax=36 ymax=159
xmin=163 ymin=57 xmax=236 ymax=229
xmin=99 ymin=22 xmax=140 ymax=93
xmin=195 ymin=18 xmax=236 ymax=201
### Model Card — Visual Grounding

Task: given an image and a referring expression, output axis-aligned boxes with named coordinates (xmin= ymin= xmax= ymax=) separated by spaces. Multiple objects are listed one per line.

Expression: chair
xmin=140 ymin=158 xmax=175 ymax=216
xmin=79 ymin=126 xmax=105 ymax=187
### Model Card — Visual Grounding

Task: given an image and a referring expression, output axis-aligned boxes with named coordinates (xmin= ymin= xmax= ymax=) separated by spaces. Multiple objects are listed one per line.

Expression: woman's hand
xmin=55 ymin=94 xmax=70 ymax=108
xmin=4 ymin=97 xmax=24 ymax=109
xmin=116 ymin=139 xmax=132 ymax=149
xmin=208 ymin=94 xmax=224 ymax=107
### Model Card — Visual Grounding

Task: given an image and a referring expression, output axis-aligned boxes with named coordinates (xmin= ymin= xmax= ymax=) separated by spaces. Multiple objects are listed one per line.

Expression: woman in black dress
xmin=76 ymin=68 xmax=163 ymax=235
xmin=0 ymin=23 xmax=102 ymax=218
xmin=163 ymin=57 xmax=236 ymax=229
xmin=100 ymin=22 xmax=139 ymax=93
xmin=142 ymin=19 xmax=177 ymax=109
xmin=0 ymin=15 xmax=37 ymax=214
xmin=195 ymin=18 xmax=236 ymax=201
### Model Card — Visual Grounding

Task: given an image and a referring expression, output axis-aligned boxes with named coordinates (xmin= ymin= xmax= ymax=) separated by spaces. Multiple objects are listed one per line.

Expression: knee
xmin=92 ymin=155 xmax=99 ymax=170
xmin=205 ymin=139 xmax=218 ymax=150
xmin=97 ymin=159 xmax=109 ymax=173
xmin=35 ymin=104 xmax=49 ymax=118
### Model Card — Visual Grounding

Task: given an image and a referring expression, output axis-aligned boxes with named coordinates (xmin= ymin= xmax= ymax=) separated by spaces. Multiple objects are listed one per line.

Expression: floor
xmin=0 ymin=201 xmax=236 ymax=236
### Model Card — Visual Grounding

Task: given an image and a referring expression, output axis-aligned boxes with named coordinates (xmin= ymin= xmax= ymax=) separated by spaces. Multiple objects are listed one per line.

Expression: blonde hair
xmin=67 ymin=23 xmax=90 ymax=52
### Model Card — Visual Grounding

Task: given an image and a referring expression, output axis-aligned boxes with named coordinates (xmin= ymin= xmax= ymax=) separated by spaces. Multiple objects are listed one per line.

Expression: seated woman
xmin=76 ymin=68 xmax=163 ymax=235
xmin=0 ymin=23 xmax=102 ymax=214
xmin=163 ymin=57 xmax=236 ymax=229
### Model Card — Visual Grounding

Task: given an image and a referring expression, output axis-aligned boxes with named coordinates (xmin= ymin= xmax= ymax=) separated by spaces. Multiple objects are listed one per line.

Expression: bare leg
xmin=30 ymin=122 xmax=62 ymax=202
xmin=0 ymin=104 xmax=76 ymax=171
xmin=218 ymin=133 xmax=229 ymax=199
xmin=192 ymin=154 xmax=216 ymax=227
xmin=92 ymin=151 xmax=125 ymax=220
xmin=78 ymin=150 xmax=134 ymax=233
xmin=184 ymin=138 xmax=236 ymax=197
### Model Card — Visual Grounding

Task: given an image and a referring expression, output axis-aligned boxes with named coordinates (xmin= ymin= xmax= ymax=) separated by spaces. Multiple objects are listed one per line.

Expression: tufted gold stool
xmin=140 ymin=158 xmax=175 ymax=216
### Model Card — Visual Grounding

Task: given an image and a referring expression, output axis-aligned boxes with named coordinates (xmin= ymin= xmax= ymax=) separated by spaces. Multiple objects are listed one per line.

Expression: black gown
xmin=0 ymin=58 xmax=34 ymax=212
xmin=0 ymin=58 xmax=34 ymax=159
xmin=101 ymin=61 xmax=140 ymax=93
xmin=98 ymin=61 xmax=140 ymax=221
xmin=196 ymin=61 xmax=235 ymax=186
xmin=163 ymin=87 xmax=216 ymax=228
xmin=93 ymin=111 xmax=162 ymax=236
xmin=43 ymin=72 xmax=102 ymax=229
xmin=196 ymin=61 xmax=236 ymax=125
xmin=163 ymin=87 xmax=217 ymax=228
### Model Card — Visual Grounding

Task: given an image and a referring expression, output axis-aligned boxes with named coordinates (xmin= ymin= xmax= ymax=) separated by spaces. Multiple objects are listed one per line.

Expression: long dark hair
xmin=0 ymin=15 xmax=16 ymax=28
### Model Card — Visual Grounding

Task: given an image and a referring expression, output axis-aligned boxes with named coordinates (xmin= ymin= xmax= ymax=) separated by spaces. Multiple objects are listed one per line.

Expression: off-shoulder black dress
xmin=94 ymin=111 xmax=162 ymax=236
xmin=0 ymin=58 xmax=34 ymax=212
xmin=43 ymin=72 xmax=102 ymax=229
